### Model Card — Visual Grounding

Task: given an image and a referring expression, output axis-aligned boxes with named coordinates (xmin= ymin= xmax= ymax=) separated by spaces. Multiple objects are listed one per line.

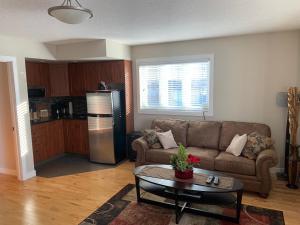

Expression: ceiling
xmin=1 ymin=0 xmax=300 ymax=45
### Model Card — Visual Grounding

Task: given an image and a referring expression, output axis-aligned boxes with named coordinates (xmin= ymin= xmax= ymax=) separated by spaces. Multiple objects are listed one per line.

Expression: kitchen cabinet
xmin=49 ymin=63 xmax=69 ymax=96
xmin=26 ymin=61 xmax=51 ymax=97
xmin=68 ymin=63 xmax=87 ymax=96
xmin=64 ymin=120 xmax=89 ymax=155
xmin=48 ymin=120 xmax=65 ymax=157
xmin=68 ymin=61 xmax=128 ymax=96
xmin=31 ymin=120 xmax=64 ymax=164
xmin=31 ymin=123 xmax=48 ymax=164
xmin=31 ymin=119 xmax=87 ymax=165
xmin=26 ymin=61 xmax=69 ymax=97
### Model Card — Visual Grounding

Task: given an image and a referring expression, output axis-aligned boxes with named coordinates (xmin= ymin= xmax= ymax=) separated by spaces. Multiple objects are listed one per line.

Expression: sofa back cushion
xmin=187 ymin=121 xmax=222 ymax=149
xmin=151 ymin=119 xmax=188 ymax=146
xmin=219 ymin=121 xmax=271 ymax=151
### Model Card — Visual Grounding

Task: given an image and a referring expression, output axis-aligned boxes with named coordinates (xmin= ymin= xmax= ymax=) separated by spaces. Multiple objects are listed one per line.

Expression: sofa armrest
xmin=132 ymin=137 xmax=149 ymax=166
xmin=256 ymin=149 xmax=278 ymax=181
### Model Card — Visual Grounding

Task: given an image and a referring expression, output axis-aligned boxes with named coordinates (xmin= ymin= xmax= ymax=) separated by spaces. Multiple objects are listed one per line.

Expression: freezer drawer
xmin=88 ymin=116 xmax=115 ymax=164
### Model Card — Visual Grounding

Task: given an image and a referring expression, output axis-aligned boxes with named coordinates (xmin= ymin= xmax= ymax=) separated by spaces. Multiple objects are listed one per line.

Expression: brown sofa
xmin=132 ymin=119 xmax=278 ymax=197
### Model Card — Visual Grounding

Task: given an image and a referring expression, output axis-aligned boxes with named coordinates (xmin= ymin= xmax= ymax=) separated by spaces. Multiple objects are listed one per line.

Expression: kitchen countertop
xmin=31 ymin=115 xmax=87 ymax=125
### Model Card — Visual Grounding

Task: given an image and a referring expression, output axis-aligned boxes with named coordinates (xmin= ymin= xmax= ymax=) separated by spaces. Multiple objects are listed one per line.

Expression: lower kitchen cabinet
xmin=48 ymin=120 xmax=65 ymax=157
xmin=31 ymin=120 xmax=64 ymax=164
xmin=63 ymin=120 xmax=89 ymax=156
xmin=31 ymin=123 xmax=48 ymax=164
xmin=31 ymin=119 xmax=89 ymax=165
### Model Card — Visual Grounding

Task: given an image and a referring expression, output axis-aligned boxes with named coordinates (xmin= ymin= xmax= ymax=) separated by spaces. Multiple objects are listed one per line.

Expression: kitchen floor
xmin=35 ymin=154 xmax=117 ymax=178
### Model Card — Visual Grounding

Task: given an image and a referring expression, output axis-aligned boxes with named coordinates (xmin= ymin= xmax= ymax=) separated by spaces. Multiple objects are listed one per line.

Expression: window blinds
xmin=139 ymin=61 xmax=211 ymax=112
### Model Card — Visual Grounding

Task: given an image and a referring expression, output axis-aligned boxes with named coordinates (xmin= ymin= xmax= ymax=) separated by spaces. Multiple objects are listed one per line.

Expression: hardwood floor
xmin=0 ymin=161 xmax=299 ymax=225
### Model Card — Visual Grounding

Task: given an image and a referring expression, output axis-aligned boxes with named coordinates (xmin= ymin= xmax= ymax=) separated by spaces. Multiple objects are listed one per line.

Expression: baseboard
xmin=0 ymin=168 xmax=17 ymax=176
xmin=21 ymin=169 xmax=36 ymax=180
xmin=270 ymin=167 xmax=284 ymax=174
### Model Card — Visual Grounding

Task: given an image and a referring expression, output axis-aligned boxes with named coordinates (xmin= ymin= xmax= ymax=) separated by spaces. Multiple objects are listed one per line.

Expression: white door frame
xmin=0 ymin=56 xmax=22 ymax=180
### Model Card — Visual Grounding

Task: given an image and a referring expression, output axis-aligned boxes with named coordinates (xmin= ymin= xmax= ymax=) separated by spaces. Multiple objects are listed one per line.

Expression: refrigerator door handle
xmin=87 ymin=113 xmax=112 ymax=117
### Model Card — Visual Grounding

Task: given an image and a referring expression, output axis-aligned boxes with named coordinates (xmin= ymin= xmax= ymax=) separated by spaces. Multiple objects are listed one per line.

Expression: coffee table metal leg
xmin=175 ymin=189 xmax=180 ymax=224
xmin=135 ymin=176 xmax=141 ymax=203
xmin=174 ymin=189 xmax=187 ymax=224
xmin=236 ymin=190 xmax=243 ymax=223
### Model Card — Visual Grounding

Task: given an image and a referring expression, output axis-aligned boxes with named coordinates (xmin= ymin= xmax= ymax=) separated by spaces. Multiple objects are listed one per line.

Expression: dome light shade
xmin=48 ymin=0 xmax=93 ymax=24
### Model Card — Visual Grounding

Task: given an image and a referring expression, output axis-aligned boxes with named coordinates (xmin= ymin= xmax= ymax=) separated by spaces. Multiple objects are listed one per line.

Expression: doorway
xmin=0 ymin=62 xmax=19 ymax=177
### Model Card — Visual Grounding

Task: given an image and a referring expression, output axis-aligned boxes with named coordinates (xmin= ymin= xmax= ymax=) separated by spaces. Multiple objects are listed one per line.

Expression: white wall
xmin=0 ymin=34 xmax=56 ymax=180
xmin=106 ymin=40 xmax=131 ymax=60
xmin=54 ymin=40 xmax=107 ymax=60
xmin=131 ymin=31 xmax=300 ymax=169
xmin=54 ymin=39 xmax=131 ymax=60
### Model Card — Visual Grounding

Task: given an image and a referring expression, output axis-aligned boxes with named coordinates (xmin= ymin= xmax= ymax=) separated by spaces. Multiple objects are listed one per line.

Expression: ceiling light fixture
xmin=48 ymin=0 xmax=93 ymax=24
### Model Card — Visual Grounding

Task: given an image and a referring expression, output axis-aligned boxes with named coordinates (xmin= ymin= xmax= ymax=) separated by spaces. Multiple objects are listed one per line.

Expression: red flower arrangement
xmin=170 ymin=144 xmax=201 ymax=179
xmin=187 ymin=154 xmax=201 ymax=164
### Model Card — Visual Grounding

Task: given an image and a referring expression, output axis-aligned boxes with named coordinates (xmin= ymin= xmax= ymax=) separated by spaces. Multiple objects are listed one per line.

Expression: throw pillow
xmin=143 ymin=127 xmax=162 ymax=149
xmin=242 ymin=132 xmax=274 ymax=160
xmin=226 ymin=134 xmax=247 ymax=156
xmin=157 ymin=130 xmax=178 ymax=149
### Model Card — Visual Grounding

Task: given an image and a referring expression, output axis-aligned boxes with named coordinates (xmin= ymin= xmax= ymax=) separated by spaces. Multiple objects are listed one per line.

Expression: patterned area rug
xmin=79 ymin=184 xmax=285 ymax=225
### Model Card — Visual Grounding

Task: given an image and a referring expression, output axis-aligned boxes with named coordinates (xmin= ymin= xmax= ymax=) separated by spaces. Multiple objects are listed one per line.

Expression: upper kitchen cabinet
xmin=68 ymin=63 xmax=87 ymax=96
xmin=25 ymin=61 xmax=51 ymax=97
xmin=68 ymin=60 xmax=131 ymax=95
xmin=49 ymin=63 xmax=70 ymax=97
xmin=68 ymin=61 xmax=116 ymax=95
xmin=82 ymin=62 xmax=100 ymax=92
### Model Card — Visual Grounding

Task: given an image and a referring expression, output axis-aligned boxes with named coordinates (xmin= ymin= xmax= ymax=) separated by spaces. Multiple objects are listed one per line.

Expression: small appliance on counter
xmin=30 ymin=109 xmax=34 ymax=121
xmin=51 ymin=102 xmax=67 ymax=119
xmin=86 ymin=90 xmax=126 ymax=164
xmin=33 ymin=111 xmax=39 ymax=121
xmin=68 ymin=101 xmax=73 ymax=116
xmin=39 ymin=109 xmax=49 ymax=119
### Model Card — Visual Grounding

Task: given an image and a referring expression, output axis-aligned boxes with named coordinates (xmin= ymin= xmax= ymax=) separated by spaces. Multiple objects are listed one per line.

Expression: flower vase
xmin=175 ymin=169 xmax=193 ymax=179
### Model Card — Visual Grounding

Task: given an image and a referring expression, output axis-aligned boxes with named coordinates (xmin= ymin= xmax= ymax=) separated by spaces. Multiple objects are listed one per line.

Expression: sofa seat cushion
xmin=186 ymin=147 xmax=219 ymax=170
xmin=151 ymin=119 xmax=188 ymax=146
xmin=145 ymin=148 xmax=178 ymax=164
xmin=215 ymin=152 xmax=255 ymax=176
xmin=187 ymin=121 xmax=222 ymax=149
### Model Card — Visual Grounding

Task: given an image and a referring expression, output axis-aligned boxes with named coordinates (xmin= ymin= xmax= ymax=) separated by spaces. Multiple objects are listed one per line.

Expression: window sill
xmin=138 ymin=109 xmax=213 ymax=117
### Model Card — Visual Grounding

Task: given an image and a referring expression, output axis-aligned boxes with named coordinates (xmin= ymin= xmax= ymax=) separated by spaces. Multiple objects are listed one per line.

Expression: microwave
xmin=28 ymin=87 xmax=46 ymax=98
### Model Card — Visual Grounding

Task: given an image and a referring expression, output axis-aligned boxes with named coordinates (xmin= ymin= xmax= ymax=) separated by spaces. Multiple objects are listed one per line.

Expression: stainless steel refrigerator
xmin=86 ymin=90 xmax=126 ymax=164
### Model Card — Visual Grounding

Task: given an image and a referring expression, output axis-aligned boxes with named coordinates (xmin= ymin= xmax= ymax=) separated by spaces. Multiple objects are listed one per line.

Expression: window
xmin=137 ymin=55 xmax=213 ymax=116
xmin=168 ymin=80 xmax=182 ymax=107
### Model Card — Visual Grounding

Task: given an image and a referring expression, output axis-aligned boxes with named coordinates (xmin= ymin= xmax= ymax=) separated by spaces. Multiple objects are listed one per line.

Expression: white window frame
xmin=136 ymin=54 xmax=214 ymax=116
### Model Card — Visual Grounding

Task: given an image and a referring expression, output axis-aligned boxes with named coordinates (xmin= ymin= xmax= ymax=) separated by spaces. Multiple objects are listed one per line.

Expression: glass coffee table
xmin=134 ymin=164 xmax=244 ymax=224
